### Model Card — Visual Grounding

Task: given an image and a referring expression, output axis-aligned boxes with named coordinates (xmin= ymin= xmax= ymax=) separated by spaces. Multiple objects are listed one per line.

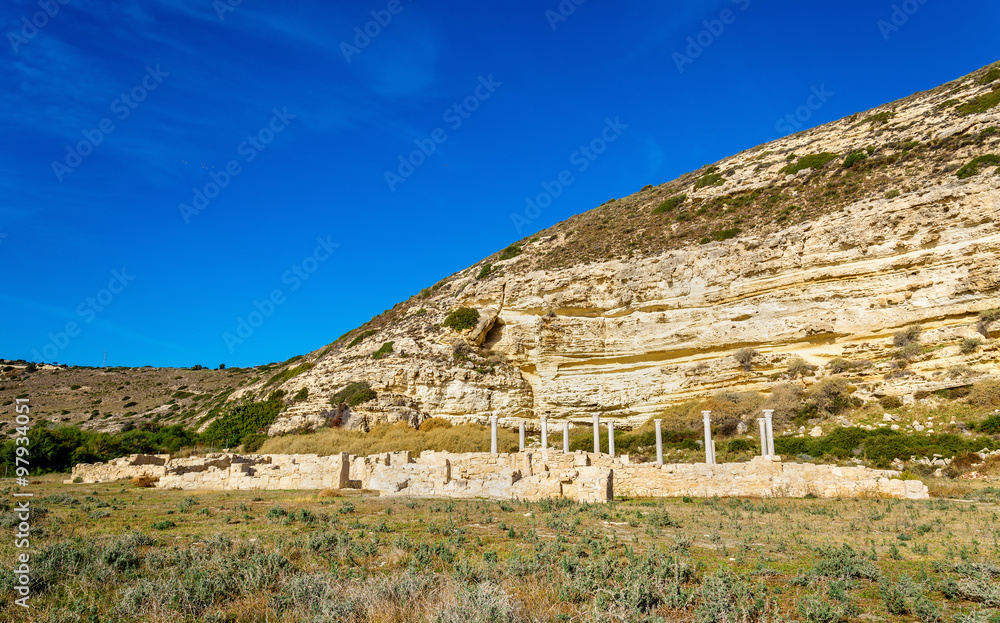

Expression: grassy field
xmin=2 ymin=475 xmax=1000 ymax=622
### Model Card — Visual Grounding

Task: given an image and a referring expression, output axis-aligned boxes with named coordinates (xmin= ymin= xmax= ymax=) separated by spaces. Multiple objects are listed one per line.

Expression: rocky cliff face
xmin=261 ymin=62 xmax=1000 ymax=434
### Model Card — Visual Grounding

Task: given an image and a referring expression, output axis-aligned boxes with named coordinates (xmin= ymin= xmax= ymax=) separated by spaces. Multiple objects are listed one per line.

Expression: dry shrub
xmin=318 ymin=488 xmax=341 ymax=498
xmin=699 ymin=391 xmax=764 ymax=436
xmin=734 ymin=348 xmax=758 ymax=371
xmin=944 ymin=453 xmax=984 ymax=478
xmin=131 ymin=475 xmax=159 ymax=488
xmin=804 ymin=377 xmax=858 ymax=415
xmin=764 ymin=383 xmax=804 ymax=428
xmin=419 ymin=417 xmax=454 ymax=432
xmin=967 ymin=379 xmax=1000 ymax=407
xmin=259 ymin=420 xmax=519 ymax=457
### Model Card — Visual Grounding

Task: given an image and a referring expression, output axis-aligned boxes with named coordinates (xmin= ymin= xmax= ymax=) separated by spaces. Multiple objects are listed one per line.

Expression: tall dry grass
xmin=258 ymin=420 xmax=520 ymax=457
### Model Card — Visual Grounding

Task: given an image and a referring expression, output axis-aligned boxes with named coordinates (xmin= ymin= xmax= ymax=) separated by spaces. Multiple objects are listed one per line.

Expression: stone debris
xmin=67 ymin=450 xmax=929 ymax=501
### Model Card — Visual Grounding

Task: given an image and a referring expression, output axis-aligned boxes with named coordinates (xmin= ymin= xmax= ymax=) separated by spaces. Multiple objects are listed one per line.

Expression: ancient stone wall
xmin=67 ymin=450 xmax=928 ymax=501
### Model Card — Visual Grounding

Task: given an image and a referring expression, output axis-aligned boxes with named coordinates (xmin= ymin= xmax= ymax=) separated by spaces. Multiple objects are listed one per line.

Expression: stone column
xmin=757 ymin=418 xmax=768 ymax=458
xmin=763 ymin=409 xmax=775 ymax=458
xmin=540 ymin=415 xmax=549 ymax=451
xmin=490 ymin=414 xmax=498 ymax=455
xmin=608 ymin=420 xmax=615 ymax=457
xmin=593 ymin=414 xmax=600 ymax=454
xmin=655 ymin=419 xmax=663 ymax=466
xmin=563 ymin=421 xmax=570 ymax=453
xmin=702 ymin=410 xmax=715 ymax=465
xmin=519 ymin=421 xmax=525 ymax=452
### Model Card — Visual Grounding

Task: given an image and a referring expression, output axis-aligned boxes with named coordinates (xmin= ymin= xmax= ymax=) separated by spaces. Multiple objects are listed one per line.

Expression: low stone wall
xmin=67 ymin=450 xmax=928 ymax=501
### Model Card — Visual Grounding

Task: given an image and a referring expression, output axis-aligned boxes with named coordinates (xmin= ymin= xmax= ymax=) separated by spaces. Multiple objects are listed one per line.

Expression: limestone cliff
xmin=261 ymin=61 xmax=1000 ymax=434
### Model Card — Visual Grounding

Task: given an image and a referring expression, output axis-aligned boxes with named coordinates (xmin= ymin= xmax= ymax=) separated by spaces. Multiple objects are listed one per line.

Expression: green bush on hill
xmin=372 ymin=342 xmax=394 ymax=360
xmin=201 ymin=391 xmax=286 ymax=447
xmin=443 ymin=308 xmax=480 ymax=331
xmin=956 ymin=154 xmax=1000 ymax=179
xmin=694 ymin=167 xmax=724 ymax=189
xmin=266 ymin=362 xmax=314 ymax=387
xmin=330 ymin=381 xmax=376 ymax=407
xmin=497 ymin=244 xmax=522 ymax=261
xmin=956 ymin=87 xmax=1000 ymax=116
xmin=653 ymin=194 xmax=687 ymax=214
xmin=781 ymin=153 xmax=838 ymax=175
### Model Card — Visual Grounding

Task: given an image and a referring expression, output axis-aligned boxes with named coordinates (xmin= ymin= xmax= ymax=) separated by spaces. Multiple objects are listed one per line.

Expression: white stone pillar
xmin=519 ymin=421 xmax=525 ymax=451
xmin=593 ymin=414 xmax=600 ymax=454
xmin=540 ymin=415 xmax=548 ymax=451
xmin=563 ymin=421 xmax=570 ymax=453
xmin=757 ymin=418 xmax=768 ymax=458
xmin=702 ymin=410 xmax=715 ymax=465
xmin=490 ymin=414 xmax=498 ymax=455
xmin=608 ymin=420 xmax=615 ymax=457
xmin=655 ymin=419 xmax=663 ymax=466
xmin=763 ymin=409 xmax=775 ymax=459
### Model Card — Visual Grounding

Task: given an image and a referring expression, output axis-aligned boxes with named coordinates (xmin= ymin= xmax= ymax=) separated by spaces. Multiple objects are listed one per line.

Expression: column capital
xmin=763 ymin=409 xmax=774 ymax=417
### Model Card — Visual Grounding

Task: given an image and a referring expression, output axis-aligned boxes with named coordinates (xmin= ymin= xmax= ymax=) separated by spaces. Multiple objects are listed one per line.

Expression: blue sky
xmin=2 ymin=0 xmax=998 ymax=369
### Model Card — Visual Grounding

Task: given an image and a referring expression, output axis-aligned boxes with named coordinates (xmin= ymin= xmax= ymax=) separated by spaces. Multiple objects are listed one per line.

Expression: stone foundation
xmin=67 ymin=451 xmax=929 ymax=501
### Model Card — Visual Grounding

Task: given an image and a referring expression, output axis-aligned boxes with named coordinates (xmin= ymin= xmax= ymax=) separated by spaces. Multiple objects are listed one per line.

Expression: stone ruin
xmin=67 ymin=411 xmax=930 ymax=501
xmin=68 ymin=450 xmax=928 ymax=502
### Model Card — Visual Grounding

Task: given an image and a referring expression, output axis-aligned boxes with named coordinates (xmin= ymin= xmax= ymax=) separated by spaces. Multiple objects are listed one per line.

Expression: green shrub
xmin=956 ymin=155 xmax=1000 ymax=179
xmin=885 ymin=189 xmax=901 ymax=199
xmin=694 ymin=166 xmax=724 ymax=189
xmin=372 ymin=342 xmax=394 ymax=360
xmin=653 ymin=194 xmax=686 ymax=214
xmin=200 ymin=392 xmax=285 ymax=446
xmin=726 ymin=438 xmax=757 ymax=454
xmin=863 ymin=111 xmax=896 ymax=127
xmin=804 ymin=377 xmax=856 ymax=416
xmin=443 ymin=308 xmax=480 ymax=331
xmin=150 ymin=520 xmax=175 ymax=530
xmin=497 ymin=244 xmax=522 ymax=261
xmin=414 ymin=308 xmax=427 ymax=316
xmin=265 ymin=363 xmax=314 ymax=387
xmin=842 ymin=150 xmax=868 ymax=168
xmin=346 ymin=330 xmax=377 ymax=348
xmin=293 ymin=387 xmax=309 ymax=401
xmin=978 ymin=66 xmax=1000 ymax=85
xmin=957 ymin=88 xmax=1000 ymax=116
xmin=477 ymin=263 xmax=492 ymax=279
xmin=782 ymin=152 xmax=838 ymax=175
xmin=331 ymin=381 xmax=376 ymax=407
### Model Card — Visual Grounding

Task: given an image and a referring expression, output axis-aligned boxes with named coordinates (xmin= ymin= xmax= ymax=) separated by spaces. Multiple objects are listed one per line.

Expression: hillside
xmin=5 ymin=61 xmax=1000 ymax=441
xmin=259 ymin=60 xmax=1000 ymax=435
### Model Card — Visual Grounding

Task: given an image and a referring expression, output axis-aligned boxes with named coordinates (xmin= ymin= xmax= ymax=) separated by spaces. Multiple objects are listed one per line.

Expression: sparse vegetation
xmin=977 ymin=308 xmax=1000 ymax=337
xmin=955 ymin=154 xmax=1000 ymax=179
xmin=653 ymin=194 xmax=686 ymax=214
xmin=956 ymin=87 xmax=1000 ymax=116
xmin=694 ymin=166 xmax=724 ymax=189
xmin=782 ymin=152 xmax=838 ymax=175
xmin=497 ymin=244 xmax=522 ymax=261
xmin=265 ymin=362 xmax=315 ymax=387
xmin=347 ymin=330 xmax=378 ymax=348
xmin=960 ymin=337 xmax=982 ymax=354
xmin=477 ymin=263 xmax=493 ymax=279
xmin=372 ymin=342 xmax=394 ymax=360
xmin=330 ymin=381 xmax=377 ymax=408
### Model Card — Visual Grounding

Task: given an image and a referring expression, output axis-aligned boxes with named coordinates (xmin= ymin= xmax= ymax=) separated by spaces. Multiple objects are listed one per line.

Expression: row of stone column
xmin=492 ymin=409 xmax=777 ymax=464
